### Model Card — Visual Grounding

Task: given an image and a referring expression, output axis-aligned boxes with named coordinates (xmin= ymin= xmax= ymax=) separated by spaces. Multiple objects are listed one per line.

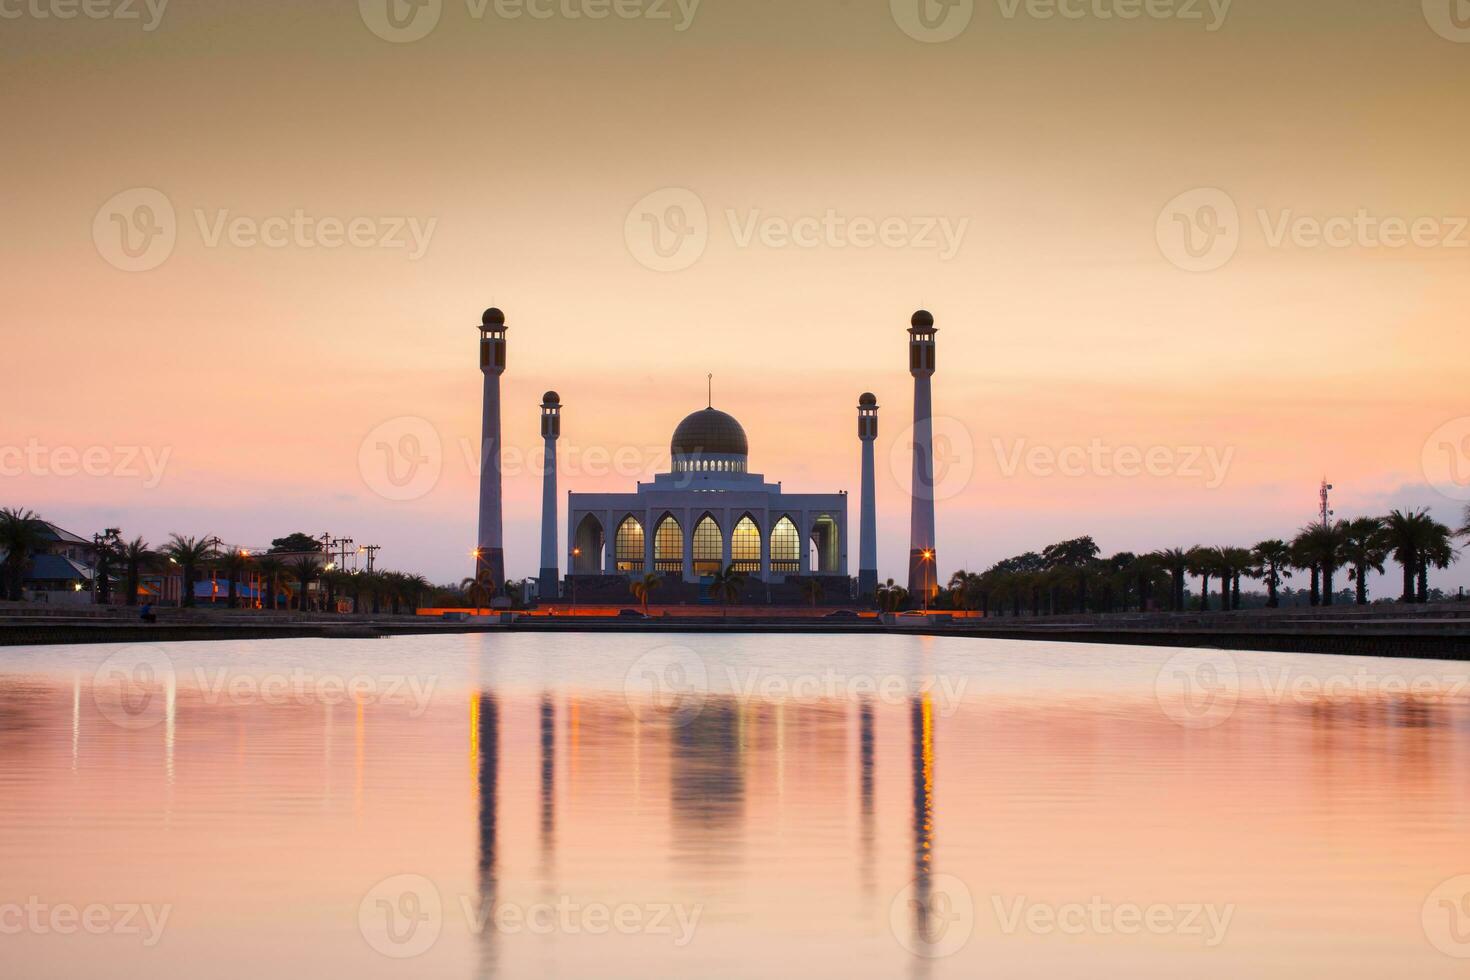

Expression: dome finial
xmin=707 ymin=373 xmax=713 ymax=409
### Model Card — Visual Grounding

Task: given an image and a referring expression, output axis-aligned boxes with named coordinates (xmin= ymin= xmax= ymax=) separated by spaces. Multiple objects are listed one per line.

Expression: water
xmin=3 ymin=633 xmax=1470 ymax=977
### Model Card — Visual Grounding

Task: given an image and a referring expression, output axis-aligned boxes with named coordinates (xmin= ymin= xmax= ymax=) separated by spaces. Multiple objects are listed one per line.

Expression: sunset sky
xmin=4 ymin=0 xmax=1468 ymax=588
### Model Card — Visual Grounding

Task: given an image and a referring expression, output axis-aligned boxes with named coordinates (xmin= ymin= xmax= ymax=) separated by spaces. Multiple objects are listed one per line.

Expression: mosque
xmin=473 ymin=307 xmax=940 ymax=605
xmin=564 ymin=405 xmax=848 ymax=587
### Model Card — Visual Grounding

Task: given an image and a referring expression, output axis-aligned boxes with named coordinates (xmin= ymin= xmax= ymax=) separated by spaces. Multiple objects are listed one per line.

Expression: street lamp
xmin=571 ymin=547 xmax=581 ymax=609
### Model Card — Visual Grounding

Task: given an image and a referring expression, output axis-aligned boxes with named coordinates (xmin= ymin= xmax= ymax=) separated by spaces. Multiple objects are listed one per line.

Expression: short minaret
xmin=857 ymin=392 xmax=879 ymax=597
xmin=537 ymin=391 xmax=562 ymax=599
xmin=476 ymin=307 xmax=508 ymax=588
xmin=907 ymin=310 xmax=938 ymax=602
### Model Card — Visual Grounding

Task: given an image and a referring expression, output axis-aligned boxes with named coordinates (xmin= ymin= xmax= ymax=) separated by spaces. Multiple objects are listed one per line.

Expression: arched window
xmin=693 ymin=515 xmax=722 ymax=573
xmin=731 ymin=515 xmax=760 ymax=573
xmin=615 ymin=516 xmax=644 ymax=572
xmin=654 ymin=515 xmax=683 ymax=572
xmin=771 ymin=516 xmax=800 ymax=573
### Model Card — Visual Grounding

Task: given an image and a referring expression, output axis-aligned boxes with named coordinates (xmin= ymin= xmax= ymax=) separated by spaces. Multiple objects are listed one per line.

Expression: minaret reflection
xmin=473 ymin=690 xmax=500 ymax=978
xmin=859 ymin=697 xmax=876 ymax=900
xmin=909 ymin=693 xmax=936 ymax=965
xmin=539 ymin=693 xmax=556 ymax=882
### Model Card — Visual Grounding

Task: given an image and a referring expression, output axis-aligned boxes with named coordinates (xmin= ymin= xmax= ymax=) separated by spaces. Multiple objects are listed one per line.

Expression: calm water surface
xmin=3 ymin=633 xmax=1470 ymax=977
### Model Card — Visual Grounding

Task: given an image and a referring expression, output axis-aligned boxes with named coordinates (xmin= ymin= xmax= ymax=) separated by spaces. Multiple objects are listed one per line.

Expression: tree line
xmin=0 ymin=510 xmax=433 ymax=613
xmin=937 ymin=507 xmax=1466 ymax=616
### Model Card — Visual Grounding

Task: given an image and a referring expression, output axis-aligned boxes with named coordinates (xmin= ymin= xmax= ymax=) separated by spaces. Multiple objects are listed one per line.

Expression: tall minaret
xmin=476 ymin=307 xmax=507 ymax=587
xmin=907 ymin=310 xmax=938 ymax=602
xmin=537 ymin=391 xmax=562 ymax=600
xmin=857 ymin=392 xmax=879 ymax=597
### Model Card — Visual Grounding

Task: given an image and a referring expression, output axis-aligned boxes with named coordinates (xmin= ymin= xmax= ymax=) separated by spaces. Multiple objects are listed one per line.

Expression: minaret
xmin=857 ymin=392 xmax=879 ymax=597
xmin=476 ymin=308 xmax=507 ymax=587
xmin=537 ymin=391 xmax=562 ymax=600
xmin=907 ymin=310 xmax=938 ymax=602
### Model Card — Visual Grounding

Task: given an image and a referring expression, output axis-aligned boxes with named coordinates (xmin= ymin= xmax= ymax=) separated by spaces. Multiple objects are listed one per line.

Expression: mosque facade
xmin=564 ymin=407 xmax=849 ymax=585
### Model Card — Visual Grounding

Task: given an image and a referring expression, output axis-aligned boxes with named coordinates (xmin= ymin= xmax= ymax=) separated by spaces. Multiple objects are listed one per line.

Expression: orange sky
xmin=3 ymin=0 xmax=1468 ymax=586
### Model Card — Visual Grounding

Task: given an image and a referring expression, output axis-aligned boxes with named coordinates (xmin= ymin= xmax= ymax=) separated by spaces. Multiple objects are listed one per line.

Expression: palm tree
xmin=162 ymin=534 xmax=216 ymax=608
xmin=1418 ymin=517 xmax=1457 ymax=603
xmin=1186 ymin=547 xmax=1216 ymax=611
xmin=118 ymin=537 xmax=154 ymax=607
xmin=215 ymin=549 xmax=253 ymax=609
xmin=287 ymin=554 xmax=319 ymax=612
xmin=255 ymin=555 xmax=286 ymax=611
xmin=1252 ymin=539 xmax=1293 ymax=608
xmin=629 ymin=572 xmax=661 ymax=616
xmin=1210 ymin=546 xmax=1253 ymax=610
xmin=1383 ymin=509 xmax=1432 ymax=603
xmin=460 ymin=570 xmax=496 ymax=615
xmin=800 ymin=577 xmax=825 ymax=608
xmin=1292 ymin=522 xmax=1347 ymax=605
xmin=382 ymin=571 xmax=412 ymax=614
xmin=1152 ymin=548 xmax=1192 ymax=612
xmin=1340 ymin=517 xmax=1387 ymax=606
xmin=709 ymin=566 xmax=747 ymax=617
xmin=319 ymin=568 xmax=351 ymax=613
xmin=0 ymin=507 xmax=43 ymax=601
xmin=404 ymin=574 xmax=431 ymax=613
xmin=876 ymin=578 xmax=911 ymax=613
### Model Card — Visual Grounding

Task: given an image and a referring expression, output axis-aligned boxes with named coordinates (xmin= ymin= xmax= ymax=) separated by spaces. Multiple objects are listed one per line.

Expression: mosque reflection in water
xmin=467 ymin=686 xmax=941 ymax=967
